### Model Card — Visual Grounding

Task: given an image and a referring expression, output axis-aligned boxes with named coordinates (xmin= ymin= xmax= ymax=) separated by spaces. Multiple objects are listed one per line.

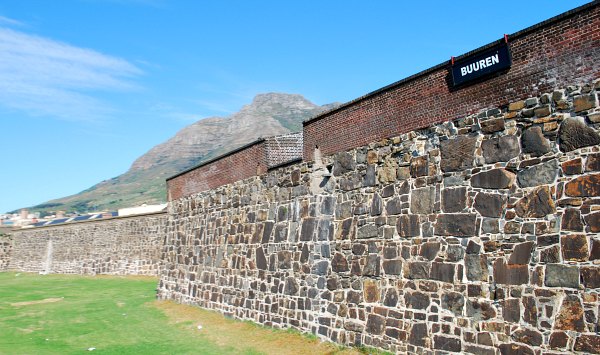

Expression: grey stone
xmin=284 ymin=277 xmax=299 ymax=295
xmin=256 ymin=247 xmax=268 ymax=270
xmin=383 ymin=288 xmax=398 ymax=307
xmin=363 ymin=164 xmax=376 ymax=187
xmin=517 ymin=159 xmax=559 ymax=188
xmin=474 ymin=193 xmax=505 ymax=218
xmin=545 ymin=264 xmax=579 ymax=288
xmin=440 ymin=135 xmax=478 ymax=172
xmin=430 ymin=262 xmax=455 ymax=283
xmin=467 ymin=300 xmax=496 ymax=322
xmin=441 ymin=291 xmax=464 ymax=315
xmin=382 ymin=259 xmax=402 ymax=275
xmin=481 ymin=218 xmax=499 ymax=234
xmin=471 ymin=169 xmax=515 ymax=189
xmin=446 ymin=245 xmax=465 ymax=262
xmin=481 ymin=135 xmax=520 ymax=163
xmin=300 ymin=218 xmax=317 ymax=241
xmin=357 ymin=224 xmax=378 ymax=239
xmin=406 ymin=261 xmax=430 ymax=279
xmin=404 ymin=291 xmax=430 ymax=310
xmin=366 ymin=314 xmax=386 ymax=335
xmin=434 ymin=214 xmax=477 ymax=236
xmin=312 ymin=260 xmax=329 ymax=276
xmin=370 ymin=193 xmax=382 ymax=216
xmin=465 ymin=254 xmax=488 ymax=281
xmin=559 ymin=117 xmax=600 ymax=152
xmin=441 ymin=187 xmax=467 ymax=213
xmin=522 ymin=126 xmax=551 ymax=157
xmin=397 ymin=214 xmax=420 ymax=237
xmin=508 ymin=241 xmax=534 ymax=265
xmin=332 ymin=151 xmax=356 ymax=176
xmin=409 ymin=323 xmax=429 ymax=347
xmin=411 ymin=187 xmax=435 ymax=214
xmin=419 ymin=242 xmax=440 ymax=261
xmin=385 ymin=197 xmax=403 ymax=215
xmin=362 ymin=255 xmax=380 ymax=276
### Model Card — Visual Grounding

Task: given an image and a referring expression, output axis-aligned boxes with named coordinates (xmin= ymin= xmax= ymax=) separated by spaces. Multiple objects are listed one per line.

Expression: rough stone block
xmin=408 ymin=323 xmax=429 ymax=347
xmin=471 ymin=169 xmax=515 ymax=189
xmin=493 ymin=259 xmax=528 ymax=285
xmin=501 ymin=298 xmax=520 ymax=323
xmin=480 ymin=118 xmax=505 ymax=133
xmin=433 ymin=335 xmax=461 ymax=352
xmin=406 ymin=261 xmax=430 ymax=279
xmin=549 ymin=331 xmax=569 ymax=349
xmin=515 ymin=186 xmax=555 ymax=218
xmin=573 ymin=93 xmax=597 ymax=112
xmin=363 ymin=279 xmax=380 ymax=303
xmin=517 ymin=159 xmax=558 ymax=188
xmin=442 ymin=187 xmax=467 ymax=213
xmin=440 ymin=135 xmax=478 ymax=172
xmin=574 ymin=334 xmax=600 ymax=353
xmin=508 ymin=241 xmax=534 ymax=265
xmin=404 ymin=291 xmax=430 ymax=310
xmin=559 ymin=117 xmax=600 ymax=152
xmin=581 ymin=266 xmax=600 ymax=289
xmin=357 ymin=224 xmax=378 ymax=239
xmin=430 ymin=262 xmax=455 ymax=283
xmin=481 ymin=135 xmax=519 ymax=164
xmin=586 ymin=153 xmax=600 ymax=171
xmin=545 ymin=264 xmax=579 ymax=288
xmin=410 ymin=156 xmax=428 ymax=177
xmin=441 ymin=292 xmax=464 ymax=315
xmin=410 ymin=187 xmax=435 ymax=214
xmin=332 ymin=151 xmax=356 ymax=176
xmin=331 ymin=252 xmax=349 ymax=273
xmin=521 ymin=126 xmax=551 ymax=157
xmin=562 ymin=158 xmax=583 ymax=175
xmin=474 ymin=193 xmax=505 ymax=218
xmin=565 ymin=174 xmax=600 ymax=197
xmin=498 ymin=344 xmax=534 ymax=355
xmin=396 ymin=215 xmax=420 ymax=237
xmin=511 ymin=328 xmax=543 ymax=347
xmin=366 ymin=314 xmax=386 ymax=335
xmin=561 ymin=234 xmax=589 ymax=261
xmin=561 ymin=208 xmax=584 ymax=231
xmin=554 ymin=295 xmax=585 ymax=332
xmin=434 ymin=214 xmax=477 ymax=237
xmin=465 ymin=254 xmax=488 ymax=281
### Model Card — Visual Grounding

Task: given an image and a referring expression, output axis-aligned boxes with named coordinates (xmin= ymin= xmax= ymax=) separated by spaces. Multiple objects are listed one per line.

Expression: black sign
xmin=451 ymin=42 xmax=511 ymax=87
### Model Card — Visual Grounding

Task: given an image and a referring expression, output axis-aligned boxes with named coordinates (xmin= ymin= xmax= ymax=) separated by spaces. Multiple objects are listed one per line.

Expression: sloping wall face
xmin=303 ymin=4 xmax=600 ymax=161
xmin=8 ymin=213 xmax=166 ymax=276
xmin=158 ymin=83 xmax=600 ymax=353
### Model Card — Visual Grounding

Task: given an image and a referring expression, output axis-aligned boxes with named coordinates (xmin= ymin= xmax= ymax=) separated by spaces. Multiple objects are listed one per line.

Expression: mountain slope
xmin=29 ymin=93 xmax=334 ymax=215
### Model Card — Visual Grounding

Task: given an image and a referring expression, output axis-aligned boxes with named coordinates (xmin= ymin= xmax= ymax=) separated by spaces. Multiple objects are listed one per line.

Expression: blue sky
xmin=0 ymin=0 xmax=590 ymax=213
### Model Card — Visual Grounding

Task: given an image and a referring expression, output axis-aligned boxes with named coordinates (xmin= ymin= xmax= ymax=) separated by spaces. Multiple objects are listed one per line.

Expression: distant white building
xmin=118 ymin=203 xmax=167 ymax=217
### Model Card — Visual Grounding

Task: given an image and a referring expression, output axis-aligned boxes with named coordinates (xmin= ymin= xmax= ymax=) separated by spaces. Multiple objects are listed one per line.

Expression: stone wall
xmin=158 ymin=82 xmax=600 ymax=353
xmin=0 ymin=235 xmax=12 ymax=271
xmin=303 ymin=2 xmax=600 ymax=161
xmin=9 ymin=212 xmax=166 ymax=276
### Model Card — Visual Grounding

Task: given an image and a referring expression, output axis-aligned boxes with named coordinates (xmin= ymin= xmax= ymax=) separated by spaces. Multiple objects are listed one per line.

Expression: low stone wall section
xmin=0 ymin=236 xmax=12 ymax=271
xmin=9 ymin=212 xmax=166 ymax=276
xmin=158 ymin=84 xmax=600 ymax=354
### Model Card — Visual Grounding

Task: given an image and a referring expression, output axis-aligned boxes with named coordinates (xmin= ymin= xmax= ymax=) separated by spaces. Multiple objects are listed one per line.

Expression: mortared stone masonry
xmin=2 ymin=3 xmax=600 ymax=354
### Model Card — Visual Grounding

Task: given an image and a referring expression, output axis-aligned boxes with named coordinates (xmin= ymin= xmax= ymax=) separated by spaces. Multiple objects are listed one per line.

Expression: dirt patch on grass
xmin=11 ymin=298 xmax=63 ymax=307
xmin=153 ymin=300 xmax=364 ymax=355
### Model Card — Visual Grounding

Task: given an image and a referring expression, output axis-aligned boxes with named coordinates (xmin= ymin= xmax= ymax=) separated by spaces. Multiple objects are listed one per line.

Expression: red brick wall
xmin=167 ymin=141 xmax=267 ymax=200
xmin=303 ymin=3 xmax=600 ymax=160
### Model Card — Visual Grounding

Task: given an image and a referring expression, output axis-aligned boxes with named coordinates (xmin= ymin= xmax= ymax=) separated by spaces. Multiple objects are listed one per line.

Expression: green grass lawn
xmin=0 ymin=272 xmax=373 ymax=355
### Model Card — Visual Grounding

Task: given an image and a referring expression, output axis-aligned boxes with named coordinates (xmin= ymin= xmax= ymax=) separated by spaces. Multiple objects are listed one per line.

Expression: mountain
xmin=29 ymin=93 xmax=336 ymax=215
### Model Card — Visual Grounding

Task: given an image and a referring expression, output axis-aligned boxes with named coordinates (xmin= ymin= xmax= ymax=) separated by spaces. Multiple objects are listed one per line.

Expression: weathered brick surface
xmin=8 ymin=213 xmax=166 ymax=275
xmin=159 ymin=80 xmax=600 ymax=354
